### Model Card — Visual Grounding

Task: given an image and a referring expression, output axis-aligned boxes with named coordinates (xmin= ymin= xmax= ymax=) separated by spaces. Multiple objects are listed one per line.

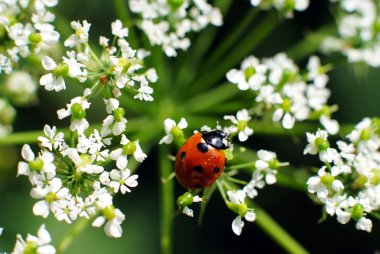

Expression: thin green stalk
xmin=189 ymin=12 xmax=279 ymax=95
xmin=183 ymin=82 xmax=241 ymax=113
xmin=254 ymin=204 xmax=310 ymax=254
xmin=159 ymin=145 xmax=174 ymax=254
xmin=113 ymin=0 xmax=139 ymax=48
xmin=56 ymin=218 xmax=91 ymax=254
xmin=285 ymin=25 xmax=336 ymax=61
xmin=174 ymin=0 xmax=233 ymax=90
xmin=202 ymin=9 xmax=259 ymax=70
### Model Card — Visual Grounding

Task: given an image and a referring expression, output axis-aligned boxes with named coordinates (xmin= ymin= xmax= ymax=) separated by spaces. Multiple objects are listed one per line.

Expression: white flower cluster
xmin=227 ymin=54 xmax=339 ymax=134
xmin=322 ymin=0 xmax=380 ymax=67
xmin=0 ymin=0 xmax=60 ymax=75
xmin=129 ymin=0 xmax=223 ymax=57
xmin=224 ymin=109 xmax=254 ymax=142
xmin=305 ymin=118 xmax=380 ymax=232
xmin=17 ymin=123 xmax=145 ymax=238
xmin=228 ymin=150 xmax=286 ymax=235
xmin=40 ymin=19 xmax=157 ymax=101
xmin=11 ymin=224 xmax=55 ymax=254
xmin=250 ymin=0 xmax=310 ymax=18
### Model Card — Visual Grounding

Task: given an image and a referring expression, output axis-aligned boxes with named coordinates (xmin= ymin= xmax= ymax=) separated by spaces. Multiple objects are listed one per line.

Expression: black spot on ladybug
xmin=194 ymin=184 xmax=203 ymax=188
xmin=194 ymin=165 xmax=204 ymax=173
xmin=181 ymin=151 xmax=186 ymax=160
xmin=197 ymin=142 xmax=208 ymax=153
xmin=213 ymin=167 xmax=220 ymax=173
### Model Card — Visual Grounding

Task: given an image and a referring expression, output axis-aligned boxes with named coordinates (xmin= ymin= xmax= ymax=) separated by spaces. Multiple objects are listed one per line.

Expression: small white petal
xmin=232 ymin=216 xmax=244 ymax=236
xmin=92 ymin=216 xmax=106 ymax=227
xmin=33 ymin=201 xmax=50 ymax=218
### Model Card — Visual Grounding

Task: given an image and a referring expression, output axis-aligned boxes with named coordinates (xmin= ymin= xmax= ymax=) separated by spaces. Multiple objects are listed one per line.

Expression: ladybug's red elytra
xmin=174 ymin=130 xmax=229 ymax=189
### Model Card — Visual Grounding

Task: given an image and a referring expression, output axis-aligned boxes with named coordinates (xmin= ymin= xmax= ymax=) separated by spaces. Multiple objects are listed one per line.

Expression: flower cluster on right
xmin=305 ymin=117 xmax=380 ymax=232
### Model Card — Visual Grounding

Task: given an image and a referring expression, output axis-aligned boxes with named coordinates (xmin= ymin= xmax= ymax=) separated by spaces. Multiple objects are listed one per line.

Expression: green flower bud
xmin=79 ymin=154 xmax=92 ymax=166
xmin=268 ymin=159 xmax=279 ymax=169
xmin=351 ymin=203 xmax=364 ymax=221
xmin=351 ymin=175 xmax=367 ymax=189
xmin=177 ymin=192 xmax=193 ymax=208
xmin=244 ymin=67 xmax=256 ymax=79
xmin=237 ymin=120 xmax=248 ymax=131
xmin=103 ymin=206 xmax=116 ymax=220
xmin=23 ymin=241 xmax=38 ymax=254
xmin=123 ymin=141 xmax=137 ymax=155
xmin=168 ymin=0 xmax=184 ymax=9
xmin=28 ymin=157 xmax=44 ymax=171
xmin=171 ymin=126 xmax=185 ymax=144
xmin=370 ymin=170 xmax=380 ymax=185
xmin=281 ymin=98 xmax=292 ymax=113
xmin=53 ymin=63 xmax=69 ymax=77
xmin=314 ymin=137 xmax=330 ymax=152
xmin=227 ymin=201 xmax=248 ymax=217
xmin=114 ymin=107 xmax=125 ymax=122
xmin=284 ymin=0 xmax=295 ymax=10
xmin=45 ymin=192 xmax=57 ymax=203
xmin=360 ymin=129 xmax=371 ymax=140
xmin=320 ymin=173 xmax=334 ymax=187
xmin=28 ymin=32 xmax=42 ymax=44
xmin=71 ymin=103 xmax=86 ymax=119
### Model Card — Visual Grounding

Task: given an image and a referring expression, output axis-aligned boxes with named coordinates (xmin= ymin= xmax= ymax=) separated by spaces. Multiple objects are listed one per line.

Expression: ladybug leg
xmin=161 ymin=172 xmax=176 ymax=184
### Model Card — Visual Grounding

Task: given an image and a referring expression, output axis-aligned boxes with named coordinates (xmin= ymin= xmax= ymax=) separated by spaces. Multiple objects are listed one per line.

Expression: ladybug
xmin=174 ymin=130 xmax=229 ymax=189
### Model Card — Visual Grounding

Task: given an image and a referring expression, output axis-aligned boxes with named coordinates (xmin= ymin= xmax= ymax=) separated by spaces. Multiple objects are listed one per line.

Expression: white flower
xmin=51 ymin=197 xmax=80 ymax=224
xmin=111 ymin=19 xmax=128 ymax=38
xmin=159 ymin=118 xmax=188 ymax=144
xmin=12 ymin=224 xmax=56 ymax=254
xmin=17 ymin=145 xmax=56 ymax=184
xmin=307 ymin=166 xmax=344 ymax=201
xmin=272 ymin=108 xmax=295 ymax=129
xmin=255 ymin=150 xmax=278 ymax=184
xmin=30 ymin=177 xmax=70 ymax=218
xmin=227 ymin=190 xmax=256 ymax=236
xmin=304 ymin=129 xmax=329 ymax=156
xmin=356 ymin=217 xmax=372 ymax=232
xmin=38 ymin=125 xmax=65 ymax=151
xmin=57 ymin=97 xmax=91 ymax=135
xmin=92 ymin=192 xmax=125 ymax=238
xmin=39 ymin=56 xmax=65 ymax=92
xmin=66 ymin=148 xmax=104 ymax=174
xmin=224 ymin=109 xmax=253 ymax=142
xmin=110 ymin=135 xmax=147 ymax=169
xmin=108 ymin=167 xmax=138 ymax=194
xmin=64 ymin=20 xmax=91 ymax=47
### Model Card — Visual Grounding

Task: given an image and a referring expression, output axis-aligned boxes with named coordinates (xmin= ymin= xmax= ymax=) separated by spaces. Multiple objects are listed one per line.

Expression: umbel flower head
xmin=0 ymin=0 xmax=60 ymax=75
xmin=129 ymin=0 xmax=223 ymax=56
xmin=226 ymin=54 xmax=339 ymax=134
xmin=12 ymin=224 xmax=56 ymax=254
xmin=304 ymin=117 xmax=380 ymax=233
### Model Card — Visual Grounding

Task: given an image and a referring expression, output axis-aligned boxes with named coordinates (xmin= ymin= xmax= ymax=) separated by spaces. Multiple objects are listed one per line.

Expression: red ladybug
xmin=174 ymin=130 xmax=229 ymax=189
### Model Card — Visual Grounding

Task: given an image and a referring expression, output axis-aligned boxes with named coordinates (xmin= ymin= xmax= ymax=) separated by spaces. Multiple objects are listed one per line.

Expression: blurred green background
xmin=1 ymin=0 xmax=380 ymax=253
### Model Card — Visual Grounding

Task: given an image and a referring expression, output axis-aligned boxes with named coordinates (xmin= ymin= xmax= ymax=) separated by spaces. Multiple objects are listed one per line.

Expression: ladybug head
xmin=201 ymin=129 xmax=230 ymax=150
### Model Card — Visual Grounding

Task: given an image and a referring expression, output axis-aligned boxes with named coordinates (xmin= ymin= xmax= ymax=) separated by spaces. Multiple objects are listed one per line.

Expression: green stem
xmin=56 ymin=218 xmax=91 ymax=254
xmin=254 ymin=205 xmax=310 ymax=254
xmin=188 ymin=12 xmax=279 ymax=96
xmin=202 ymin=9 xmax=259 ymax=70
xmin=174 ymin=0 xmax=233 ymax=90
xmin=285 ymin=25 xmax=336 ymax=62
xmin=159 ymin=145 xmax=174 ymax=254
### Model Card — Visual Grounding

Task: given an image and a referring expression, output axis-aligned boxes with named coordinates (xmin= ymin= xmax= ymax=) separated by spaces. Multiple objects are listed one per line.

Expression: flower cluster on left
xmin=15 ymin=18 xmax=157 ymax=239
xmin=0 ymin=0 xmax=60 ymax=137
